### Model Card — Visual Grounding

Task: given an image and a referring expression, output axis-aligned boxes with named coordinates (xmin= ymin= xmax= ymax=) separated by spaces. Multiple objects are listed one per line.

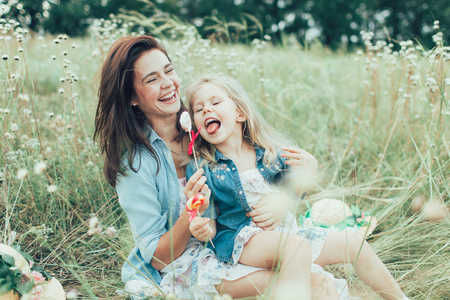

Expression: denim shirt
xmin=186 ymin=146 xmax=289 ymax=262
xmin=116 ymin=127 xmax=181 ymax=285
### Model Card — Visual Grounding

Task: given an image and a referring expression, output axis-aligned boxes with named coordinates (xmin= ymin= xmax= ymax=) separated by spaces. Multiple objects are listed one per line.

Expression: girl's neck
xmin=217 ymin=138 xmax=256 ymax=172
xmin=216 ymin=135 xmax=246 ymax=158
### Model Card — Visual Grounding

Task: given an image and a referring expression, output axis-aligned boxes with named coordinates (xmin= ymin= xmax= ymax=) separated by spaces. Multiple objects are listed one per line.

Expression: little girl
xmin=185 ymin=74 xmax=410 ymax=300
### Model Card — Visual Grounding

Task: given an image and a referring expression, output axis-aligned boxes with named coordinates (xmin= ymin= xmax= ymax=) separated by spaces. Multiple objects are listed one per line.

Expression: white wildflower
xmin=89 ymin=217 xmax=100 ymax=230
xmin=104 ymin=226 xmax=117 ymax=237
xmin=65 ymin=289 xmax=79 ymax=299
xmin=34 ymin=161 xmax=47 ymax=174
xmin=18 ymin=94 xmax=29 ymax=101
xmin=47 ymin=185 xmax=58 ymax=193
xmin=10 ymin=123 xmax=18 ymax=131
xmin=17 ymin=168 xmax=28 ymax=180
xmin=0 ymin=4 xmax=11 ymax=15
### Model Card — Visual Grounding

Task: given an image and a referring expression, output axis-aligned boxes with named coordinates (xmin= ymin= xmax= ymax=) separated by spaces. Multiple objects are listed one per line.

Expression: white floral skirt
xmin=125 ymin=227 xmax=350 ymax=300
xmin=125 ymin=177 xmax=350 ymax=299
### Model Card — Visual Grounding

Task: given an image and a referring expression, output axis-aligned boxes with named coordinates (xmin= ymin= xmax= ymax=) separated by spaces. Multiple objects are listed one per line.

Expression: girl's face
xmin=191 ymin=82 xmax=246 ymax=149
xmin=132 ymin=49 xmax=181 ymax=123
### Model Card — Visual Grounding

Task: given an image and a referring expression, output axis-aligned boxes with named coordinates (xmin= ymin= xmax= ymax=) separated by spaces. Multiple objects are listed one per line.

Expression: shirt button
xmin=260 ymin=168 xmax=264 ymax=172
xmin=232 ymin=167 xmax=235 ymax=170
xmin=239 ymin=191 xmax=243 ymax=195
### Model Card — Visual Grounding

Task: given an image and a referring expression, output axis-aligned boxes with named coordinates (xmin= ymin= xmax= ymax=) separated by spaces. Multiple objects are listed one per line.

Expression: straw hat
xmin=0 ymin=243 xmax=31 ymax=278
xmin=311 ymin=198 xmax=353 ymax=225
xmin=357 ymin=215 xmax=378 ymax=238
xmin=0 ymin=243 xmax=66 ymax=300
xmin=309 ymin=199 xmax=378 ymax=238
xmin=38 ymin=278 xmax=66 ymax=299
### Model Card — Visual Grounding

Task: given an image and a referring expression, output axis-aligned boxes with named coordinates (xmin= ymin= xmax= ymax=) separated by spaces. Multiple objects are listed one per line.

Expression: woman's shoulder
xmin=120 ymin=145 xmax=162 ymax=178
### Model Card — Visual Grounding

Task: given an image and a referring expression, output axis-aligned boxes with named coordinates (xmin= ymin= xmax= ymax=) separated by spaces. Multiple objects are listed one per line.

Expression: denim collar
xmin=214 ymin=144 xmax=264 ymax=162
xmin=145 ymin=124 xmax=164 ymax=145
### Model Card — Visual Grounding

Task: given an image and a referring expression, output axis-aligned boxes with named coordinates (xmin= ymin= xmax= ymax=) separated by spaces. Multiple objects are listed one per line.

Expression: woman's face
xmin=132 ymin=49 xmax=181 ymax=123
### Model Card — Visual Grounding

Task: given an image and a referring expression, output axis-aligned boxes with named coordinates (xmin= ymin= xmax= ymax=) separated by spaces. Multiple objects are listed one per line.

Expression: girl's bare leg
xmin=310 ymin=273 xmax=339 ymax=300
xmin=314 ymin=231 xmax=405 ymax=300
xmin=216 ymin=270 xmax=339 ymax=300
xmin=238 ymin=231 xmax=312 ymax=299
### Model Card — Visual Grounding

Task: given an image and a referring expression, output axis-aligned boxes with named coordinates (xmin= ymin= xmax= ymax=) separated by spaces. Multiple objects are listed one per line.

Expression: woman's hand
xmin=189 ymin=217 xmax=216 ymax=242
xmin=184 ymin=169 xmax=211 ymax=213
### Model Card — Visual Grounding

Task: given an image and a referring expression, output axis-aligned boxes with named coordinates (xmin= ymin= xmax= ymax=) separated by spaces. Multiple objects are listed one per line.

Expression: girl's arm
xmin=280 ymin=147 xmax=318 ymax=196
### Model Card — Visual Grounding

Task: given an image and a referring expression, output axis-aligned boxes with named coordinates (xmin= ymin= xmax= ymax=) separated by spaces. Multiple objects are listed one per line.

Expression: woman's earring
xmin=131 ymin=103 xmax=138 ymax=107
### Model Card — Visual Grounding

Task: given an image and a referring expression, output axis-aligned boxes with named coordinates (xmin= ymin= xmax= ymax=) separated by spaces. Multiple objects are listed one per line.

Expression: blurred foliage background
xmin=1 ymin=0 xmax=449 ymax=49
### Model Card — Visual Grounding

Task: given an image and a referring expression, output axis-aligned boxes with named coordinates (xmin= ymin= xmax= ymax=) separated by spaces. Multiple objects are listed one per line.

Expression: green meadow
xmin=1 ymin=15 xmax=449 ymax=299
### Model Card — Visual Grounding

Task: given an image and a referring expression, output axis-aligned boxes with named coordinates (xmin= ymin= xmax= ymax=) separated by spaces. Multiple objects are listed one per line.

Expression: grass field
xmin=0 ymin=15 xmax=449 ymax=299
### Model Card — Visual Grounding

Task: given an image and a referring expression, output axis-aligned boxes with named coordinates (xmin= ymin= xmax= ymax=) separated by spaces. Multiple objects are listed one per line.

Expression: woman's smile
xmin=132 ymin=49 xmax=181 ymax=120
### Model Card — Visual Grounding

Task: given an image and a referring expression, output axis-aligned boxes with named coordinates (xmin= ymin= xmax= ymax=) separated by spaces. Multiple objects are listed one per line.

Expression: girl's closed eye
xmin=166 ymin=68 xmax=174 ymax=74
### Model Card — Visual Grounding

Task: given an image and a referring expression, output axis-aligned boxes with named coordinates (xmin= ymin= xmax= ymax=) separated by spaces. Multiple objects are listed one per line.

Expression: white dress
xmin=125 ymin=175 xmax=350 ymax=299
xmin=231 ymin=169 xmax=350 ymax=299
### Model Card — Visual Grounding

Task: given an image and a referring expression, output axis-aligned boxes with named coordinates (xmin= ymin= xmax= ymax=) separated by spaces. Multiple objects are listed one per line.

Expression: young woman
xmin=94 ymin=35 xmax=340 ymax=299
xmin=186 ymin=74 xmax=410 ymax=300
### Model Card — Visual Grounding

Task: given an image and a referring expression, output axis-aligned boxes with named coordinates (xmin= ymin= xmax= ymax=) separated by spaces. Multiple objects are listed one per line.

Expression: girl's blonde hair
xmin=185 ymin=74 xmax=294 ymax=167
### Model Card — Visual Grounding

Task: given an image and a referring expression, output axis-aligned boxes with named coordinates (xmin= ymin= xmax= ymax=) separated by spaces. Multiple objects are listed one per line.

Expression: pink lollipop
xmin=186 ymin=193 xmax=205 ymax=221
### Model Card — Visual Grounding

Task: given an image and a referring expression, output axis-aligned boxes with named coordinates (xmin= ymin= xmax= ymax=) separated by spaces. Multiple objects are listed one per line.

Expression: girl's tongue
xmin=206 ymin=121 xmax=220 ymax=134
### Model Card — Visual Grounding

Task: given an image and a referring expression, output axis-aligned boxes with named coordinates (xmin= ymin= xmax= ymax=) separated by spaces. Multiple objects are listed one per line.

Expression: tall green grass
xmin=0 ymin=14 xmax=448 ymax=299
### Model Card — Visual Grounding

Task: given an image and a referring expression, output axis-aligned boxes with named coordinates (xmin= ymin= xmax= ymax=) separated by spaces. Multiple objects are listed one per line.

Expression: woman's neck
xmin=149 ymin=115 xmax=179 ymax=144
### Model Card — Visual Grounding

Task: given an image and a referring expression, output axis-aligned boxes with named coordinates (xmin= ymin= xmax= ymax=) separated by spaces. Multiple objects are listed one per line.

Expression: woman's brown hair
xmin=94 ymin=35 xmax=186 ymax=187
